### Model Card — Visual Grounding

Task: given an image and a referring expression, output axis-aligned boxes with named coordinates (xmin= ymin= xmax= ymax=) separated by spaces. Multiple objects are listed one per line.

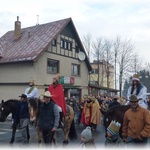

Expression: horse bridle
xmin=0 ymin=104 xmax=10 ymax=119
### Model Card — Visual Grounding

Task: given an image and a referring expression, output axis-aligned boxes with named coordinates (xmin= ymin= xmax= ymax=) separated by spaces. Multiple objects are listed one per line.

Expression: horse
xmin=28 ymin=98 xmax=77 ymax=145
xmin=100 ymin=104 xmax=130 ymax=139
xmin=0 ymin=99 xmax=30 ymax=144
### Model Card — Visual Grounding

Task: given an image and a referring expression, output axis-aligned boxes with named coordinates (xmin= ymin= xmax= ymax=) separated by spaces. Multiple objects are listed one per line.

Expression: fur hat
xmin=132 ymin=74 xmax=140 ymax=82
xmin=81 ymin=126 xmax=92 ymax=142
xmin=130 ymin=94 xmax=138 ymax=102
xmin=107 ymin=120 xmax=121 ymax=136
xmin=42 ymin=91 xmax=52 ymax=98
xmin=53 ymin=73 xmax=61 ymax=81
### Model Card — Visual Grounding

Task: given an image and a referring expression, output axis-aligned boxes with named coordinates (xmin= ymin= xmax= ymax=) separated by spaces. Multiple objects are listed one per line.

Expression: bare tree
xmin=82 ymin=33 xmax=92 ymax=61
xmin=92 ymin=37 xmax=105 ymax=86
xmin=128 ymin=52 xmax=143 ymax=74
xmin=103 ymin=39 xmax=113 ymax=88
xmin=112 ymin=36 xmax=121 ymax=89
xmin=118 ymin=39 xmax=134 ymax=97
xmin=144 ymin=62 xmax=150 ymax=72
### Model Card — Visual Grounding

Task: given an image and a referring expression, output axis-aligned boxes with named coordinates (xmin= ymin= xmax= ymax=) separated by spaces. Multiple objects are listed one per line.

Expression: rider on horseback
xmin=127 ymin=74 xmax=148 ymax=109
xmin=48 ymin=74 xmax=67 ymax=128
xmin=25 ymin=80 xmax=38 ymax=99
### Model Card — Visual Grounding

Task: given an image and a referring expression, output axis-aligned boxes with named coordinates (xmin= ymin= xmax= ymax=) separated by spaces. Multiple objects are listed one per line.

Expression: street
xmin=0 ymin=119 xmax=106 ymax=148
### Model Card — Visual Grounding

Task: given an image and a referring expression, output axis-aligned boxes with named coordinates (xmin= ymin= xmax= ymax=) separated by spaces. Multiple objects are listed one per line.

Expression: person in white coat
xmin=126 ymin=74 xmax=148 ymax=109
xmin=25 ymin=80 xmax=38 ymax=99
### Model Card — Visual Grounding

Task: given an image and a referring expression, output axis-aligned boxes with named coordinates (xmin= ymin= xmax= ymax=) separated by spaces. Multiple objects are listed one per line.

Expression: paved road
xmin=1 ymin=119 xmax=150 ymax=149
xmin=0 ymin=119 xmax=106 ymax=148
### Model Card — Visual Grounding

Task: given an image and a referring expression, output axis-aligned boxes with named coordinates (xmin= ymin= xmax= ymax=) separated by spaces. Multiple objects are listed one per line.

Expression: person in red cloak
xmin=48 ymin=74 xmax=66 ymax=128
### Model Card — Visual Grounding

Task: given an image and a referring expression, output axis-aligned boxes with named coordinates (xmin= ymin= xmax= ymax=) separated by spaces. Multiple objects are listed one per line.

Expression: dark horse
xmin=100 ymin=104 xmax=130 ymax=138
xmin=0 ymin=99 xmax=30 ymax=144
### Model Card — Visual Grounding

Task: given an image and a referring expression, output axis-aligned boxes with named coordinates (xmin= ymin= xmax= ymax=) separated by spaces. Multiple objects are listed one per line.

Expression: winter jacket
xmin=19 ymin=101 xmax=30 ymax=119
xmin=122 ymin=105 xmax=150 ymax=141
xmin=105 ymin=135 xmax=124 ymax=147
xmin=79 ymin=139 xmax=96 ymax=148
xmin=38 ymin=101 xmax=59 ymax=130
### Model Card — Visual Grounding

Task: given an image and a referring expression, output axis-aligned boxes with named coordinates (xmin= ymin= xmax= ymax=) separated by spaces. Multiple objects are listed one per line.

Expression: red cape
xmin=48 ymin=83 xmax=66 ymax=115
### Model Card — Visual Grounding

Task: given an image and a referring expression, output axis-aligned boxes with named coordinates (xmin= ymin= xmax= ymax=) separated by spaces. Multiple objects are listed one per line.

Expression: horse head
xmin=0 ymin=100 xmax=11 ymax=122
xmin=101 ymin=105 xmax=130 ymax=138
xmin=102 ymin=108 xmax=114 ymax=133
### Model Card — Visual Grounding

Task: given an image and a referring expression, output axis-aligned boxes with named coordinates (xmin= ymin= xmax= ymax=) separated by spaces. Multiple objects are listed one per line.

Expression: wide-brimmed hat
xmin=42 ymin=91 xmax=52 ymax=98
xmin=130 ymin=94 xmax=138 ymax=102
xmin=19 ymin=94 xmax=27 ymax=99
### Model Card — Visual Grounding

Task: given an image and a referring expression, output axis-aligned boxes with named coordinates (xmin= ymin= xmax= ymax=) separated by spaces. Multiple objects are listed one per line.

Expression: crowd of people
xmin=8 ymin=73 xmax=150 ymax=147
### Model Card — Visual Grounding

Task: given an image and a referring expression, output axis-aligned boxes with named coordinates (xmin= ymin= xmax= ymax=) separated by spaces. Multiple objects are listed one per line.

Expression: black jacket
xmin=38 ymin=101 xmax=59 ymax=130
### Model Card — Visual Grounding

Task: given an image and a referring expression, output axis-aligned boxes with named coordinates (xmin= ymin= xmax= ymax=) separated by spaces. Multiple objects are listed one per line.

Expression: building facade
xmin=0 ymin=17 xmax=92 ymax=101
xmin=89 ymin=60 xmax=118 ymax=96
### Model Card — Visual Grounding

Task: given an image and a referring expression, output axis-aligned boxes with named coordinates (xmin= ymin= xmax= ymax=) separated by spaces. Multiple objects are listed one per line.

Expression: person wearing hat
xmin=108 ymin=95 xmax=121 ymax=109
xmin=18 ymin=94 xmax=30 ymax=144
xmin=105 ymin=120 xmax=123 ymax=147
xmin=25 ymin=80 xmax=38 ymax=99
xmin=122 ymin=94 xmax=150 ymax=146
xmin=81 ymin=96 xmax=101 ymax=131
xmin=48 ymin=73 xmax=66 ymax=128
xmin=126 ymin=74 xmax=148 ymax=109
xmin=79 ymin=126 xmax=95 ymax=148
xmin=36 ymin=91 xmax=60 ymax=144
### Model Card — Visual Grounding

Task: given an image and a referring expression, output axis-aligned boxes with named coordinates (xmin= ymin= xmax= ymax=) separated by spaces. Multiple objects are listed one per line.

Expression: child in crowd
xmin=79 ymin=126 xmax=96 ymax=148
xmin=105 ymin=120 xmax=124 ymax=147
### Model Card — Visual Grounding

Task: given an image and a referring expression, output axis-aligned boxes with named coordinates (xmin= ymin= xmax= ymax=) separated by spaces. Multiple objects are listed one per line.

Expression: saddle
xmin=65 ymin=105 xmax=71 ymax=116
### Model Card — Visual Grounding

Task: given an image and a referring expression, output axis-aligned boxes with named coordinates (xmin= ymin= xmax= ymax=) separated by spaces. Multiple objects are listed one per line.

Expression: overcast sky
xmin=1 ymin=0 xmax=150 ymax=63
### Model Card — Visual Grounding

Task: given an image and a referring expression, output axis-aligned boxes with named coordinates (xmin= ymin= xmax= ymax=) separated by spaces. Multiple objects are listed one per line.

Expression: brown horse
xmin=28 ymin=98 xmax=77 ymax=144
xmin=100 ymin=104 xmax=130 ymax=139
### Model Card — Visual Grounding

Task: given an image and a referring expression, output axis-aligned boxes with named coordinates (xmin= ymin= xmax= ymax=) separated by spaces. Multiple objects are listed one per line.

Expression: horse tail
xmin=68 ymin=119 xmax=77 ymax=140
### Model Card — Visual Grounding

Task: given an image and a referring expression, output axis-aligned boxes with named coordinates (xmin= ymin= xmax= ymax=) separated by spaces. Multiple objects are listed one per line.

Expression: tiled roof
xmin=0 ymin=18 xmax=71 ymax=63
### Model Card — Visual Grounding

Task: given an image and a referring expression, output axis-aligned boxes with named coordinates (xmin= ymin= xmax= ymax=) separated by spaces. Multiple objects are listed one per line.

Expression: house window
xmin=72 ymin=64 xmax=80 ymax=76
xmin=51 ymin=39 xmax=56 ymax=46
xmin=60 ymin=38 xmax=72 ymax=50
xmin=60 ymin=40 xmax=64 ymax=48
xmin=75 ymin=45 xmax=79 ymax=53
xmin=68 ymin=42 xmax=72 ymax=50
xmin=47 ymin=59 xmax=59 ymax=74
xmin=64 ymin=41 xmax=67 ymax=49
xmin=93 ymin=68 xmax=99 ymax=74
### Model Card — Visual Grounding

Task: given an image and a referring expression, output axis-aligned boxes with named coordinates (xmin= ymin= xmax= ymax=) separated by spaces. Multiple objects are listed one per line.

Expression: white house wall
xmin=0 ymin=62 xmax=37 ymax=100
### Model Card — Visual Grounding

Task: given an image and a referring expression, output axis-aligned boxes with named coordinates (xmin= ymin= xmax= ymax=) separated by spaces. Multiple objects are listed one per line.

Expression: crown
xmin=107 ymin=120 xmax=121 ymax=135
xmin=132 ymin=74 xmax=140 ymax=81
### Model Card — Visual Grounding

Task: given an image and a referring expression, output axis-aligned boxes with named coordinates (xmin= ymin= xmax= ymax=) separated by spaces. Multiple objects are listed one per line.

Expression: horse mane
xmin=109 ymin=104 xmax=130 ymax=112
xmin=3 ymin=99 xmax=20 ymax=105
xmin=107 ymin=105 xmax=130 ymax=121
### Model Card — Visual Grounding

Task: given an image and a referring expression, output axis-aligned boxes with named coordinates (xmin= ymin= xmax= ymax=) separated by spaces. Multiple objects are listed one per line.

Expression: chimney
xmin=14 ymin=16 xmax=21 ymax=40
